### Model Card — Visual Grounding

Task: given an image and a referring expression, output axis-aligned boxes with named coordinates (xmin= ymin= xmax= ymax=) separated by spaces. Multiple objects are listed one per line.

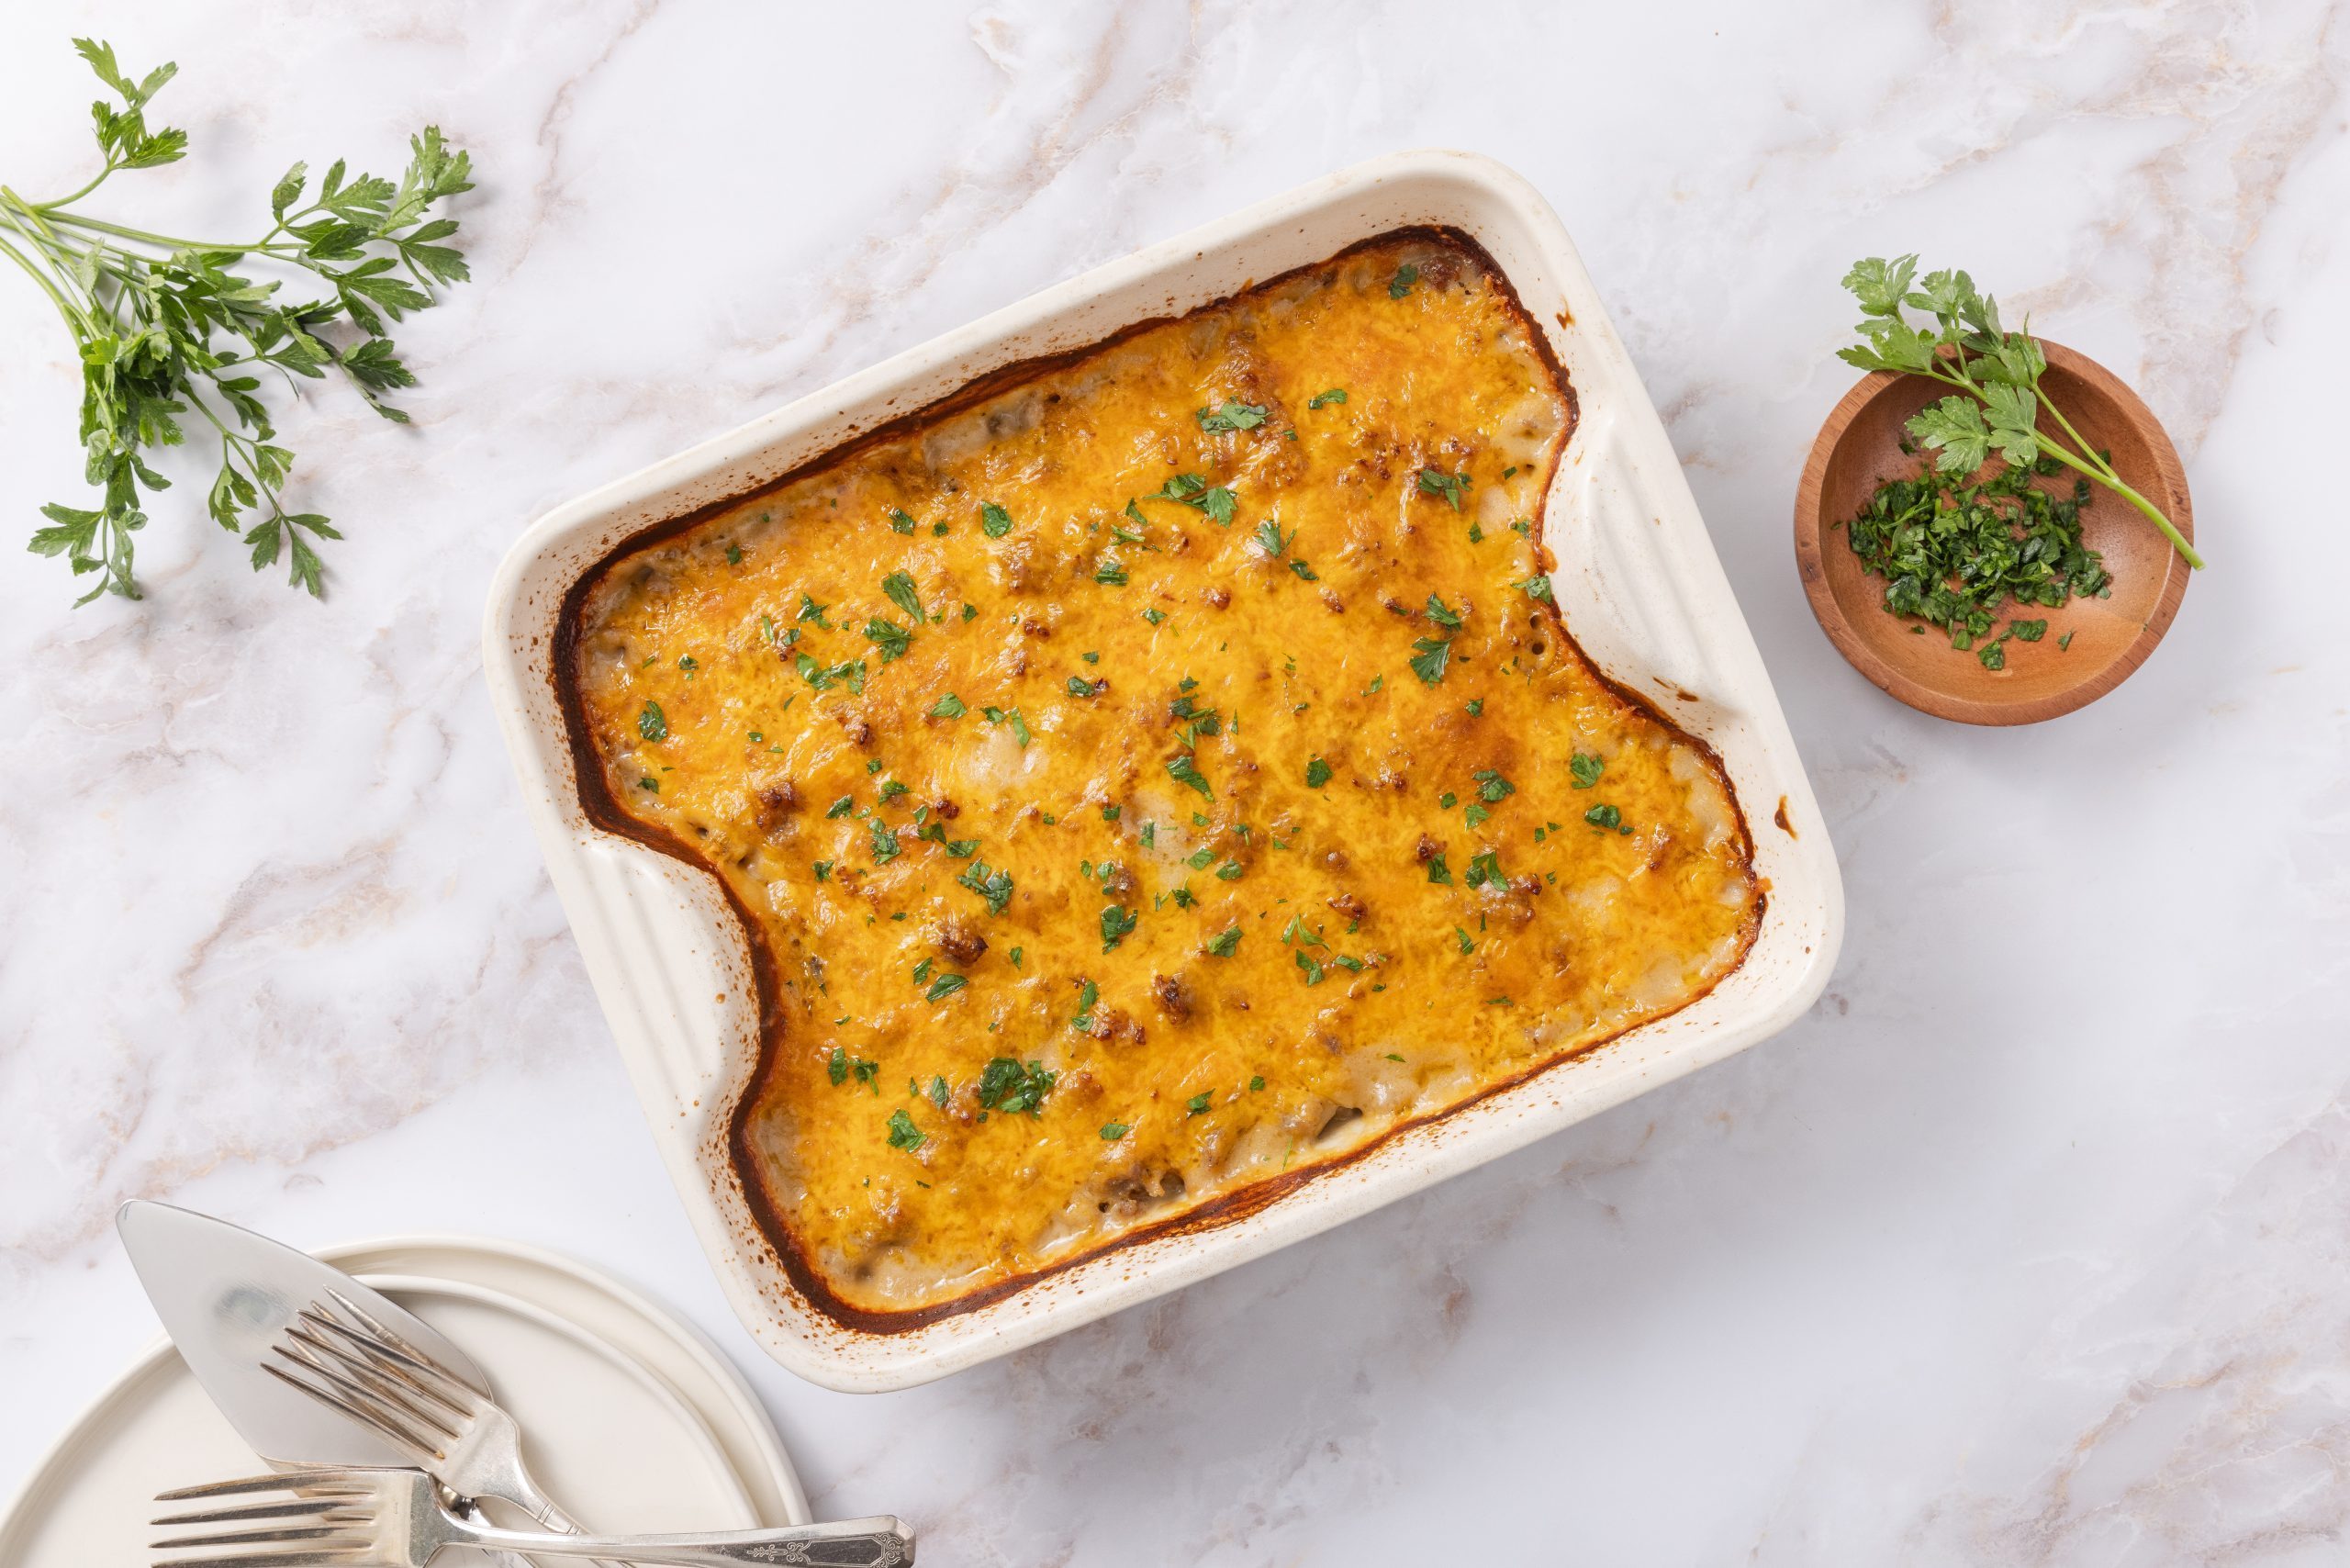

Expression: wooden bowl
xmin=1793 ymin=341 xmax=2194 ymax=725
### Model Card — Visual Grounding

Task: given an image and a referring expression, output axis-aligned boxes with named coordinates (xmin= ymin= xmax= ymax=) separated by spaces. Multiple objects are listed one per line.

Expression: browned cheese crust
xmin=565 ymin=232 xmax=1762 ymax=1325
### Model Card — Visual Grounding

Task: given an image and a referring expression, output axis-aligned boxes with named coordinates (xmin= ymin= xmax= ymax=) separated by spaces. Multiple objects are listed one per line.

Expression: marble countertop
xmin=5 ymin=3 xmax=2347 ymax=1562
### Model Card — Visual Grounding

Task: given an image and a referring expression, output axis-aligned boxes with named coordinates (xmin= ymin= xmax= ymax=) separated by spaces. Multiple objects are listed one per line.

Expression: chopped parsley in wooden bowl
xmin=1795 ymin=339 xmax=2193 ymax=725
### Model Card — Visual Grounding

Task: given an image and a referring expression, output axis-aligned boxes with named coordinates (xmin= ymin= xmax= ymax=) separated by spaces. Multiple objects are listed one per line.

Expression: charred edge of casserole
xmin=550 ymin=225 xmax=1762 ymax=1336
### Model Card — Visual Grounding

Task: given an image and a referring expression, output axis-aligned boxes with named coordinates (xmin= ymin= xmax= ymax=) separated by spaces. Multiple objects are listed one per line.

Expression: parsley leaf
xmin=1205 ymin=925 xmax=1242 ymax=957
xmin=1305 ymin=756 xmax=1333 ymax=789
xmin=1463 ymin=849 xmax=1505 ymax=888
xmin=980 ymin=501 xmax=1013 ymax=538
xmin=1515 ymin=574 xmax=1554 ymax=602
xmin=1389 ymin=263 xmax=1419 ymax=298
xmin=1167 ymin=754 xmax=1213 ymax=798
xmin=888 ymin=508 xmax=918 ymax=535
xmin=1100 ymin=1121 xmax=1130 ymax=1140
xmin=1416 ymin=468 xmax=1472 ymax=510
xmin=1195 ymin=400 xmax=1269 ymax=432
xmin=1424 ymin=593 xmax=1463 ymax=628
xmin=1569 ymin=752 xmax=1603 ymax=789
xmin=979 ymin=1058 xmax=1055 ymax=1115
xmin=886 ymin=1108 xmax=926 ymax=1151
xmin=925 ymin=972 xmax=967 ymax=1002
xmin=1308 ymin=387 xmax=1348 ymax=409
xmin=1472 ymin=768 xmax=1516 ymax=802
xmin=1583 ymin=803 xmax=1624 ymax=832
xmin=1100 ymin=904 xmax=1138 ymax=952
xmin=861 ymin=618 xmax=912 ymax=661
xmin=637 ymin=700 xmax=667 ymax=743
xmin=930 ymin=692 xmax=967 ymax=718
xmin=1409 ymin=636 xmax=1452 ymax=685
xmin=881 ymin=570 xmax=923 ymax=621
xmin=957 ymin=860 xmax=1014 ymax=914
xmin=1427 ymin=853 xmax=1452 ymax=885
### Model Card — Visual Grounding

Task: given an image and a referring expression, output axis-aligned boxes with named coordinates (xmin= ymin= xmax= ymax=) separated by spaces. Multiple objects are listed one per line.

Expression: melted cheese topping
xmin=568 ymin=235 xmax=1761 ymax=1323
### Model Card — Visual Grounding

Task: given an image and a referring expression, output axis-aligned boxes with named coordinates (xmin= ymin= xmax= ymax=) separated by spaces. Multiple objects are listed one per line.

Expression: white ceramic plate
xmin=0 ymin=1236 xmax=806 ymax=1564
xmin=484 ymin=149 xmax=1845 ymax=1392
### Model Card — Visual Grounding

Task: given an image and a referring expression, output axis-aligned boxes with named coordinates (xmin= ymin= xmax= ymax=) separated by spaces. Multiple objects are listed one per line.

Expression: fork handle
xmin=456 ymin=1514 xmax=914 ymax=1567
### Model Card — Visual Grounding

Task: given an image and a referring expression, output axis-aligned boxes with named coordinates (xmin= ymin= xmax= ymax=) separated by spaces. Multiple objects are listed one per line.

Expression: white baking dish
xmin=484 ymin=151 xmax=1843 ymax=1393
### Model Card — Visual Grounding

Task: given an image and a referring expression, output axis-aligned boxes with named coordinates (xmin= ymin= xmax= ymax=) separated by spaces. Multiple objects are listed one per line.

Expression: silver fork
xmin=151 ymin=1468 xmax=913 ymax=1567
xmin=265 ymin=1290 xmax=614 ymax=1559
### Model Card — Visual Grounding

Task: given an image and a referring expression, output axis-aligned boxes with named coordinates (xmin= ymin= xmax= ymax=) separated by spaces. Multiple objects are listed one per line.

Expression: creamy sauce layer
xmin=568 ymin=234 xmax=1761 ymax=1321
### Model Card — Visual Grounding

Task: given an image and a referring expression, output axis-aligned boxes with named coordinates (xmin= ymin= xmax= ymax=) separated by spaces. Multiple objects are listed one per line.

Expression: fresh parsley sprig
xmin=1837 ymin=256 xmax=2201 ymax=571
xmin=3 ymin=38 xmax=475 ymax=603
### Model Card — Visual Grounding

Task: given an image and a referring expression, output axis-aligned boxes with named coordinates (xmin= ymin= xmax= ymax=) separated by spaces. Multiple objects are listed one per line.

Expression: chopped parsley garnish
xmin=637 ymin=700 xmax=667 ymax=743
xmin=1186 ymin=1092 xmax=1213 ymax=1114
xmin=1473 ymin=768 xmax=1516 ymax=802
xmin=885 ymin=1108 xmax=926 ymax=1151
xmin=636 ymin=776 xmax=658 ymax=792
xmin=825 ymin=795 xmax=854 ymax=818
xmin=1409 ymin=636 xmax=1452 ymax=685
xmin=1100 ymin=1121 xmax=1130 ymax=1141
xmin=1094 ymin=556 xmax=1128 ymax=586
xmin=878 ymin=778 xmax=909 ymax=801
xmin=727 ymin=544 xmax=744 ymax=566
xmin=829 ymin=1047 xmax=878 ymax=1092
xmin=1835 ymin=454 xmax=2109 ymax=652
xmin=1308 ymin=387 xmax=1348 ymax=409
xmin=1249 ymin=1075 xmax=1265 ymax=1092
xmin=952 ymin=859 xmax=1013 ymax=915
xmin=1305 ymin=756 xmax=1332 ymax=789
xmin=1295 ymin=949 xmax=1326 ymax=985
xmin=979 ymin=501 xmax=1014 ymax=538
xmin=1143 ymin=607 xmax=1167 ymax=626
xmin=1464 ymin=803 xmax=1490 ymax=829
xmin=979 ymin=1057 xmax=1056 ymax=1115
xmin=812 ymin=859 xmax=833 ymax=880
xmin=797 ymin=593 xmax=832 ymax=627
xmin=881 ymin=570 xmax=923 ymax=620
xmin=1167 ymin=754 xmax=1213 ymax=798
xmin=1569 ymin=752 xmax=1604 ymax=789
xmin=677 ymin=655 xmax=698 ymax=676
xmin=861 ymin=617 xmax=912 ymax=662
xmin=981 ymin=706 xmax=1033 ymax=746
xmin=1389 ymin=263 xmax=1419 ymax=298
xmin=868 ymin=818 xmax=901 ymax=864
xmin=1205 ymin=925 xmax=1242 ymax=957
xmin=1102 ymin=803 xmax=1122 ymax=822
xmin=1066 ymin=676 xmax=1105 ymax=698
xmin=1464 ymin=699 xmax=1483 ymax=716
xmin=795 ymin=652 xmax=867 ymax=693
xmin=1426 ymin=854 xmax=1452 ymax=885
xmin=1187 ymin=846 xmax=1215 ymax=870
xmin=1100 ymin=904 xmax=1138 ymax=952
xmin=1515 ymin=573 xmax=1554 ymax=602
xmin=1195 ymin=400 xmax=1269 ymax=432
xmin=1214 ymin=860 xmax=1244 ymax=881
xmin=888 ymin=508 xmax=918 ymax=535
xmin=1416 ymin=467 xmax=1471 ymax=510
xmin=1424 ymin=593 xmax=1463 ymax=628
xmin=1583 ymin=803 xmax=1626 ymax=832
xmin=1072 ymin=979 xmax=1099 ymax=1030
xmin=1455 ymin=926 xmax=1474 ymax=955
xmin=930 ymin=692 xmax=968 ymax=718
xmin=929 ymin=1075 xmax=950 ymax=1107
xmin=1462 ymin=849 xmax=1505 ymax=888
xmin=924 ymin=972 xmax=967 ymax=1002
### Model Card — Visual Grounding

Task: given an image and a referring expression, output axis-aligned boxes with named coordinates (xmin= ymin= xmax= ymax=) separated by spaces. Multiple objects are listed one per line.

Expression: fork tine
xmin=268 ymin=1349 xmax=452 ymax=1453
xmin=155 ymin=1474 xmax=369 ymax=1503
xmin=151 ymin=1551 xmax=370 ymax=1568
xmin=322 ymin=1290 xmax=491 ymax=1400
xmin=287 ymin=1319 xmax=471 ymax=1426
xmin=151 ymin=1526 xmax=364 ymax=1550
xmin=276 ymin=1331 xmax=463 ymax=1440
xmin=152 ymin=1499 xmax=355 ymax=1527
xmin=298 ymin=1312 xmax=479 ymax=1413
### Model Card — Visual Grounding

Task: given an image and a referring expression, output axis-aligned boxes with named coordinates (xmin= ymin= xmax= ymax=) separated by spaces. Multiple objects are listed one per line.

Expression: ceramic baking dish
xmin=484 ymin=150 xmax=1843 ymax=1393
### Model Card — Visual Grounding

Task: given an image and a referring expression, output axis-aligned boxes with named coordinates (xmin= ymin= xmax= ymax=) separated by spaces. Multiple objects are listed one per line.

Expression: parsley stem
xmin=39 ymin=207 xmax=300 ymax=257
xmin=27 ymin=162 xmax=118 ymax=211
xmin=0 ymin=230 xmax=81 ymax=329
xmin=2028 ymin=434 xmax=2203 ymax=570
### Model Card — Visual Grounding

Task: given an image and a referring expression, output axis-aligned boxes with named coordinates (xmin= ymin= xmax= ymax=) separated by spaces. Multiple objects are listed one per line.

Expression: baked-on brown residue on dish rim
xmin=552 ymin=226 xmax=1762 ymax=1335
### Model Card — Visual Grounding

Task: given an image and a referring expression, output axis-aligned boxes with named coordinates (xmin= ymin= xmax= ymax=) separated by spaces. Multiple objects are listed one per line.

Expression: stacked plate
xmin=0 ymin=1234 xmax=807 ymax=1564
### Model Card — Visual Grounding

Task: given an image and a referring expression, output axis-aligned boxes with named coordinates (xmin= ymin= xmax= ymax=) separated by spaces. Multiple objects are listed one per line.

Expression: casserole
xmin=485 ymin=151 xmax=1843 ymax=1391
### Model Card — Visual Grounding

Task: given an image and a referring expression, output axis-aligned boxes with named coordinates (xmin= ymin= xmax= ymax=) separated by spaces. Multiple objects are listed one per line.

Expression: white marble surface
xmin=3 ymin=2 xmax=2346 ymax=1562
